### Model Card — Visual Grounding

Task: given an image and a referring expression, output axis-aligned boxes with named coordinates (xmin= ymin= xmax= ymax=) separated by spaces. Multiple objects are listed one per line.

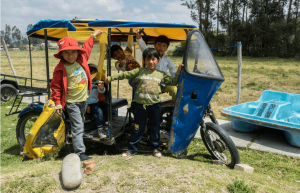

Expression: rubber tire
xmin=200 ymin=122 xmax=240 ymax=168
xmin=0 ymin=84 xmax=18 ymax=102
xmin=16 ymin=111 xmax=41 ymax=151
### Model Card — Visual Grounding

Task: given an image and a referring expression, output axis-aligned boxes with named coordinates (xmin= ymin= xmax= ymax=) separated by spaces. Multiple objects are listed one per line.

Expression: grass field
xmin=2 ymin=48 xmax=300 ymax=117
xmin=1 ymin=49 xmax=300 ymax=192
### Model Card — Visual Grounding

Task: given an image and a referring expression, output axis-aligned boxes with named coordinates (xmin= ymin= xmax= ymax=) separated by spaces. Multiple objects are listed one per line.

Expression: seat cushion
xmin=111 ymin=98 xmax=128 ymax=110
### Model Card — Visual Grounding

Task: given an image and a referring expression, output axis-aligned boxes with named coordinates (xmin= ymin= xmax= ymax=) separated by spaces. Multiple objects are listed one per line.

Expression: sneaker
xmin=153 ymin=150 xmax=162 ymax=158
xmin=79 ymin=153 xmax=92 ymax=161
xmin=98 ymin=130 xmax=107 ymax=139
xmin=122 ymin=151 xmax=133 ymax=157
xmin=83 ymin=132 xmax=93 ymax=138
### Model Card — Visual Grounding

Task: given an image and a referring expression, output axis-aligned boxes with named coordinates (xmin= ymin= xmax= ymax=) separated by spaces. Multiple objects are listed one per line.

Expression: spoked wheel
xmin=16 ymin=111 xmax=41 ymax=151
xmin=0 ymin=85 xmax=17 ymax=102
xmin=200 ymin=122 xmax=240 ymax=168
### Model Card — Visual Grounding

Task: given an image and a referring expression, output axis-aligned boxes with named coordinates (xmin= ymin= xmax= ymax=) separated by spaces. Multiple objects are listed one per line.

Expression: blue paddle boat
xmin=222 ymin=90 xmax=300 ymax=147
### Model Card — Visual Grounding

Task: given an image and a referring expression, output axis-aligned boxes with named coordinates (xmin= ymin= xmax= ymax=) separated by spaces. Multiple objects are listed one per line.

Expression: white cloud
xmin=1 ymin=0 xmax=125 ymax=33
xmin=143 ymin=5 xmax=149 ymax=10
xmin=150 ymin=0 xmax=159 ymax=5
xmin=165 ymin=1 xmax=189 ymax=13
xmin=133 ymin=8 xmax=142 ymax=14
xmin=95 ymin=0 xmax=124 ymax=12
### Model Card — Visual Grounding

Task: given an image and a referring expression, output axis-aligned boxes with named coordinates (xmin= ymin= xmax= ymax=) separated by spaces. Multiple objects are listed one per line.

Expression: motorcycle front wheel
xmin=16 ymin=111 xmax=41 ymax=151
xmin=200 ymin=122 xmax=240 ymax=168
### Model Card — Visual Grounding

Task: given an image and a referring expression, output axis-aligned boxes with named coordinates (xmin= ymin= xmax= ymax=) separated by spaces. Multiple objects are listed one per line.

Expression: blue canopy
xmin=89 ymin=20 xmax=196 ymax=28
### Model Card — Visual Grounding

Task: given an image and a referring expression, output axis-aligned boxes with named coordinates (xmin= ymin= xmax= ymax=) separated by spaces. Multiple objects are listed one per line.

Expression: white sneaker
xmin=98 ymin=126 xmax=106 ymax=139
xmin=153 ymin=150 xmax=162 ymax=158
xmin=98 ymin=130 xmax=106 ymax=139
xmin=122 ymin=151 xmax=133 ymax=157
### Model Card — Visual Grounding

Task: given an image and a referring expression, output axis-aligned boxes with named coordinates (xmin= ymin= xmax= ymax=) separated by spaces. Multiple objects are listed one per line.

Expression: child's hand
xmin=98 ymin=81 xmax=104 ymax=90
xmin=93 ymin=30 xmax=102 ymax=37
xmin=135 ymin=29 xmax=142 ymax=39
xmin=86 ymin=106 xmax=91 ymax=114
xmin=104 ymin=77 xmax=109 ymax=85
xmin=56 ymin=109 xmax=62 ymax=115
xmin=119 ymin=59 xmax=126 ymax=68
xmin=177 ymin=64 xmax=184 ymax=72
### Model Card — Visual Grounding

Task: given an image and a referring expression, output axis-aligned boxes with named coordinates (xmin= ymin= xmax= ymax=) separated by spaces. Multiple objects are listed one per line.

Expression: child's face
xmin=154 ymin=42 xmax=168 ymax=57
xmin=112 ymin=49 xmax=125 ymax=61
xmin=144 ymin=55 xmax=159 ymax=71
xmin=61 ymin=50 xmax=78 ymax=64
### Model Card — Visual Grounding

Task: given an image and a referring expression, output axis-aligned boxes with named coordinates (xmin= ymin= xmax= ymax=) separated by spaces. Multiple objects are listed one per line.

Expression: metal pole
xmin=107 ymin=28 xmax=113 ymax=140
xmin=29 ymin=38 xmax=34 ymax=104
xmin=1 ymin=36 xmax=19 ymax=84
xmin=44 ymin=29 xmax=50 ymax=100
xmin=117 ymin=41 xmax=121 ymax=99
xmin=236 ymin=42 xmax=242 ymax=105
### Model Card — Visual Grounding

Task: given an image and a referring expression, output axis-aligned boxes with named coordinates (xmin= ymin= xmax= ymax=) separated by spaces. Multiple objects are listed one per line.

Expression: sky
xmin=1 ymin=0 xmax=198 ymax=36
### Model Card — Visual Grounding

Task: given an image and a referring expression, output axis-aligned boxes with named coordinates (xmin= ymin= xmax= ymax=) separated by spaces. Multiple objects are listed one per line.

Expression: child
xmin=135 ymin=30 xmax=178 ymax=102
xmin=86 ymin=63 xmax=107 ymax=139
xmin=104 ymin=48 xmax=184 ymax=158
xmin=111 ymin=29 xmax=140 ymax=89
xmin=50 ymin=30 xmax=102 ymax=161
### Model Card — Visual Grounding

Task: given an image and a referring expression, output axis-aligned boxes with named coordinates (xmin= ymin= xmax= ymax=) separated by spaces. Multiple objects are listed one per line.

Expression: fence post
xmin=1 ymin=36 xmax=19 ymax=84
xmin=236 ymin=42 xmax=242 ymax=105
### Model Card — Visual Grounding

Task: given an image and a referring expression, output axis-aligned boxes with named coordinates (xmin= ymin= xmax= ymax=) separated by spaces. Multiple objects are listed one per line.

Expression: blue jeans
xmin=89 ymin=102 xmax=105 ymax=128
xmin=65 ymin=101 xmax=87 ymax=155
xmin=128 ymin=103 xmax=161 ymax=154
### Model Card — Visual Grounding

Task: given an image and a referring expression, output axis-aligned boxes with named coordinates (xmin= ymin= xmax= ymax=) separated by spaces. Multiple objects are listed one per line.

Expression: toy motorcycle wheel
xmin=200 ymin=122 xmax=240 ymax=168
xmin=16 ymin=111 xmax=41 ymax=151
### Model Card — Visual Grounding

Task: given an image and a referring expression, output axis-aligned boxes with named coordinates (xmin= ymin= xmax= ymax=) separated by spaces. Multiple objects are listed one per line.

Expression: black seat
xmin=111 ymin=98 xmax=128 ymax=110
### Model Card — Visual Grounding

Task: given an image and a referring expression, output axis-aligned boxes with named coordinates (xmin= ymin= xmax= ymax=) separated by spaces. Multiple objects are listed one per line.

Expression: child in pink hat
xmin=50 ymin=30 xmax=102 ymax=161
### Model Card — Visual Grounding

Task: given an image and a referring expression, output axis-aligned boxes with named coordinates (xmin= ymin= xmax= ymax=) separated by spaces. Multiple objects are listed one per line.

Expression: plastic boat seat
xmin=222 ymin=90 xmax=300 ymax=147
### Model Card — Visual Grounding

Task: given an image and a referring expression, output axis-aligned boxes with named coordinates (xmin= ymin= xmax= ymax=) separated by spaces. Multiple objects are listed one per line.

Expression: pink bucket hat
xmin=54 ymin=37 xmax=86 ymax=59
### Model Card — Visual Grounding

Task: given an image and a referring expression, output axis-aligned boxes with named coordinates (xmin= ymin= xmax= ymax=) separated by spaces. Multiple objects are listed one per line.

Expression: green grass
xmin=227 ymin=178 xmax=257 ymax=193
xmin=1 ymin=99 xmax=300 ymax=192
xmin=1 ymin=100 xmax=29 ymax=167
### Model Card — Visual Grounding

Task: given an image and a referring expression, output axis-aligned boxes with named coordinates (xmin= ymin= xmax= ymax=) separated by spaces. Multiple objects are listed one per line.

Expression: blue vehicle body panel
xmin=18 ymin=104 xmax=44 ymax=118
xmin=222 ymin=90 xmax=300 ymax=147
xmin=168 ymin=72 xmax=222 ymax=154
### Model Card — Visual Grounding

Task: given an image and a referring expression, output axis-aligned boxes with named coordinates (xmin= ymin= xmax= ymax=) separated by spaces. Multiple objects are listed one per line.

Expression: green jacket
xmin=108 ymin=67 xmax=180 ymax=105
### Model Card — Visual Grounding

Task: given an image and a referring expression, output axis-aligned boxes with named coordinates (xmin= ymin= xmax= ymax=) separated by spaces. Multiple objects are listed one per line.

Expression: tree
xmin=181 ymin=0 xmax=205 ymax=32
xmin=12 ymin=26 xmax=22 ymax=47
xmin=182 ymin=0 xmax=217 ymax=48
xmin=182 ymin=0 xmax=298 ymax=57
xmin=4 ymin=24 xmax=11 ymax=45
xmin=0 ymin=30 xmax=4 ymax=40
xmin=27 ymin=24 xmax=33 ymax=30
xmin=22 ymin=36 xmax=29 ymax=45
xmin=287 ymin=0 xmax=294 ymax=23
